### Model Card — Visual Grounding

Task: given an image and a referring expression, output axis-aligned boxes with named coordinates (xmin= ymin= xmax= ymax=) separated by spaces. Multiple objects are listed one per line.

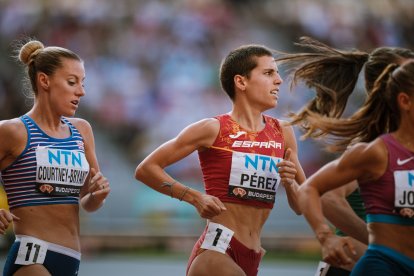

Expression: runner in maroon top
xmin=276 ymin=37 xmax=414 ymax=275
xmin=297 ymin=60 xmax=414 ymax=275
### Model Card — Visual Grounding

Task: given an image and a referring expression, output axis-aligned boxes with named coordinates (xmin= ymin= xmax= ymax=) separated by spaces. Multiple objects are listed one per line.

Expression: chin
xmin=63 ymin=111 xmax=77 ymax=117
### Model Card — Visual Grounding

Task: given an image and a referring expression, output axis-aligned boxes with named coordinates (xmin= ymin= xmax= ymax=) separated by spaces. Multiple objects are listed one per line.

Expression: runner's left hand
xmin=89 ymin=168 xmax=110 ymax=202
xmin=277 ymin=148 xmax=297 ymax=187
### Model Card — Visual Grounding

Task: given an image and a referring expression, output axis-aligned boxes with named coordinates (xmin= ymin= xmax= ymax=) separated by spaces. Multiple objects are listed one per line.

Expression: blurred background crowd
xmin=0 ymin=0 xmax=413 ymax=258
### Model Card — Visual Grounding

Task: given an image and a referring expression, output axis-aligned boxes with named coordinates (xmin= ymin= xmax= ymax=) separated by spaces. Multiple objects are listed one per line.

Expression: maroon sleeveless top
xmin=360 ymin=134 xmax=414 ymax=224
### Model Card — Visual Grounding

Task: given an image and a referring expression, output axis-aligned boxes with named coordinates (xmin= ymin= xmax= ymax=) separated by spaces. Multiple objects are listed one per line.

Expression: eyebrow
xmin=263 ymin=68 xmax=277 ymax=73
xmin=67 ymin=74 xmax=85 ymax=81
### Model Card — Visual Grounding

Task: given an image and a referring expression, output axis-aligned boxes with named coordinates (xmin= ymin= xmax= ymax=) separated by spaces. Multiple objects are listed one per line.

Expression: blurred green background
xmin=0 ymin=0 xmax=413 ymax=274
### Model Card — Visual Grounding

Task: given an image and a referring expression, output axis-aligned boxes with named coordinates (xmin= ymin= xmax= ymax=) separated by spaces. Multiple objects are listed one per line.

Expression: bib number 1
xmin=200 ymin=222 xmax=234 ymax=254
xmin=15 ymin=237 xmax=48 ymax=265
xmin=314 ymin=261 xmax=330 ymax=276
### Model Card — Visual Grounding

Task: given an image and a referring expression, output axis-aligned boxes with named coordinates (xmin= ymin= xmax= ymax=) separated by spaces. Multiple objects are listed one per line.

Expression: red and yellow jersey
xmin=198 ymin=114 xmax=285 ymax=209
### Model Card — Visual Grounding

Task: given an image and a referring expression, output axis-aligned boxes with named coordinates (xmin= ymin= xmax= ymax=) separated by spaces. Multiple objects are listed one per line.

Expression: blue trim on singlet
xmin=369 ymin=244 xmax=414 ymax=267
xmin=366 ymin=214 xmax=414 ymax=226
xmin=0 ymin=115 xmax=88 ymax=209
xmin=352 ymin=244 xmax=414 ymax=275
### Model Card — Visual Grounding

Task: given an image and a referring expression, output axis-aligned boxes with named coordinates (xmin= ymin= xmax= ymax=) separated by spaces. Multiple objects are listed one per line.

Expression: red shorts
xmin=186 ymin=225 xmax=262 ymax=276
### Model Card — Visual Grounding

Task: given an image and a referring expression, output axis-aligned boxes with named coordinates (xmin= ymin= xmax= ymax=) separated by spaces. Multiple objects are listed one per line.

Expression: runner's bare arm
xmin=298 ymin=141 xmax=387 ymax=264
xmin=280 ymin=122 xmax=306 ymax=215
xmin=321 ymin=181 xmax=368 ymax=244
xmin=0 ymin=119 xmax=26 ymax=171
xmin=0 ymin=119 xmax=24 ymax=227
xmin=71 ymin=118 xmax=110 ymax=212
xmin=135 ymin=118 xmax=227 ymax=219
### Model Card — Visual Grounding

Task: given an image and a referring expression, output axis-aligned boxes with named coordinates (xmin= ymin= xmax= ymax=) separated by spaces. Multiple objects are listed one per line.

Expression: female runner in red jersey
xmin=135 ymin=44 xmax=306 ymax=276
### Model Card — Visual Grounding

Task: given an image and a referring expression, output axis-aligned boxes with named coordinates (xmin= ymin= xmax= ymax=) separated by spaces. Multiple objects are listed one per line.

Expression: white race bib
xmin=314 ymin=261 xmax=329 ymax=276
xmin=35 ymin=147 xmax=89 ymax=196
xmin=200 ymin=222 xmax=234 ymax=254
xmin=228 ymin=151 xmax=281 ymax=203
xmin=15 ymin=236 xmax=48 ymax=265
xmin=394 ymin=170 xmax=414 ymax=208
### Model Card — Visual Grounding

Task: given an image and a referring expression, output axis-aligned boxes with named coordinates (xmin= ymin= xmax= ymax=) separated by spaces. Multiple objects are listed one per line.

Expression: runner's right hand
xmin=194 ymin=194 xmax=227 ymax=219
xmin=321 ymin=234 xmax=356 ymax=268
xmin=0 ymin=209 xmax=19 ymax=235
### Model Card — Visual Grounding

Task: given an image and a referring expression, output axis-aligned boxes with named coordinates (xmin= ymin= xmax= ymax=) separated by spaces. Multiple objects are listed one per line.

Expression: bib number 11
xmin=15 ymin=237 xmax=48 ymax=265
xmin=200 ymin=222 xmax=234 ymax=254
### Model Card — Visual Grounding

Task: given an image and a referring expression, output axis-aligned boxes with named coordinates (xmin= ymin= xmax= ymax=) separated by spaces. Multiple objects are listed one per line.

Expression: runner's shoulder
xmin=0 ymin=118 xmax=25 ymax=138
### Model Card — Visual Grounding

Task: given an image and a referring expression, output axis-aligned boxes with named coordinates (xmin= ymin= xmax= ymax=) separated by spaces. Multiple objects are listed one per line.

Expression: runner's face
xmin=244 ymin=56 xmax=282 ymax=110
xmin=48 ymin=58 xmax=86 ymax=117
